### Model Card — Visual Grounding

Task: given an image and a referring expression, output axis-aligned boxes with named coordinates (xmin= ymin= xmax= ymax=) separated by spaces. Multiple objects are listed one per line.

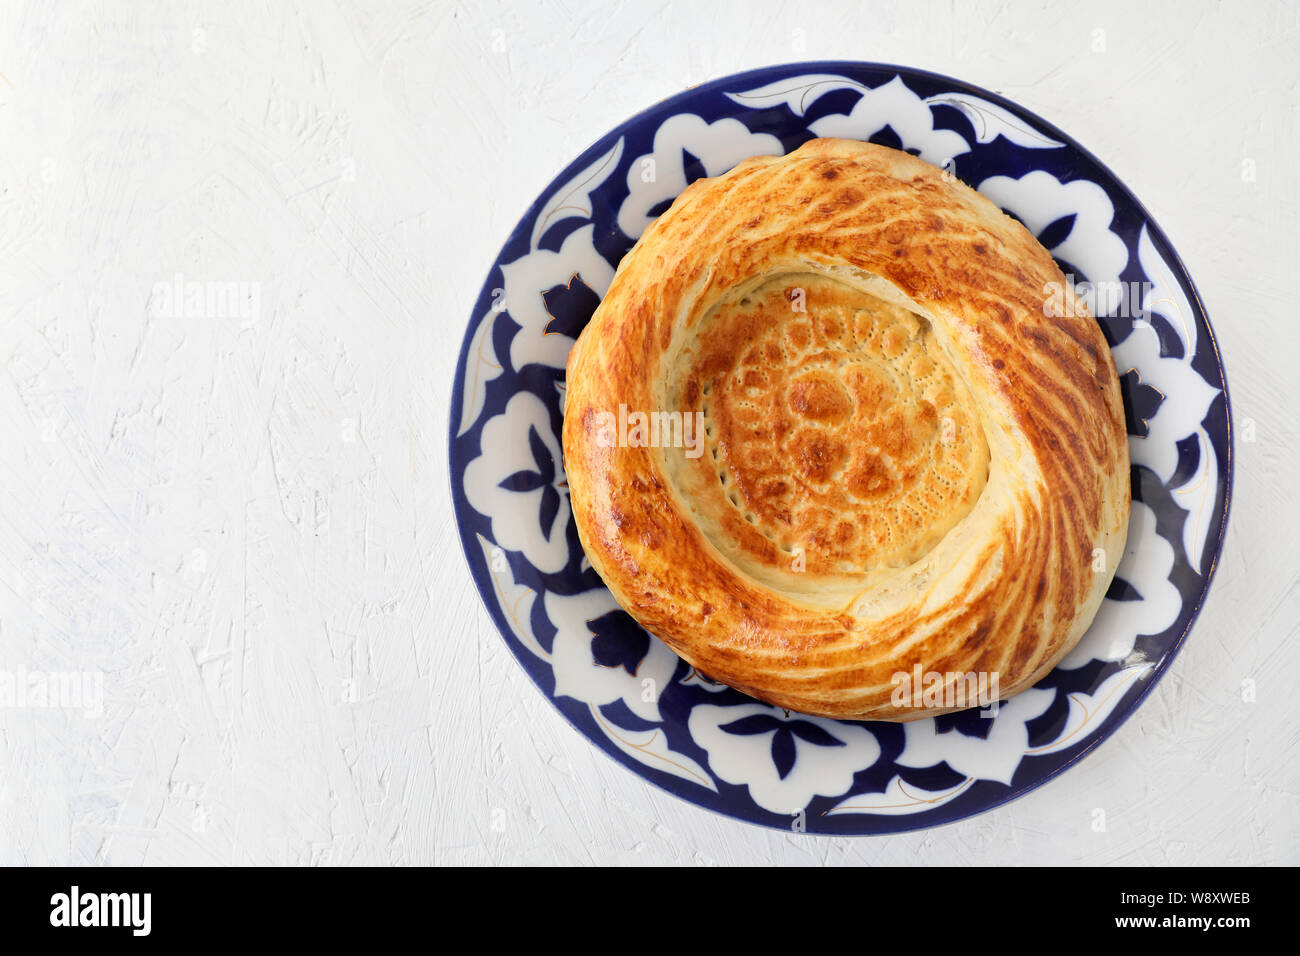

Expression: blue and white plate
xmin=449 ymin=62 xmax=1232 ymax=834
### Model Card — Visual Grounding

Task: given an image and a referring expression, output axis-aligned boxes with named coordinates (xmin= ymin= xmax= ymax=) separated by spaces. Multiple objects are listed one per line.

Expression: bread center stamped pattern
xmin=685 ymin=274 xmax=989 ymax=576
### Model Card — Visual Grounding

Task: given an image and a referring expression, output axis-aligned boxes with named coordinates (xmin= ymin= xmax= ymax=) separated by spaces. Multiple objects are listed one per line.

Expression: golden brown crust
xmin=562 ymin=138 xmax=1130 ymax=721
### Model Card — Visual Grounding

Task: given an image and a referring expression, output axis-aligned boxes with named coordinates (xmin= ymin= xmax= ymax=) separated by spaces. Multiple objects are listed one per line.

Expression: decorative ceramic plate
xmin=448 ymin=62 xmax=1232 ymax=834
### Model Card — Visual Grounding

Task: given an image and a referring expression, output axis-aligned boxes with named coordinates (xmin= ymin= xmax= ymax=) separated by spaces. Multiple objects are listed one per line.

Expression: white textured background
xmin=0 ymin=0 xmax=1296 ymax=865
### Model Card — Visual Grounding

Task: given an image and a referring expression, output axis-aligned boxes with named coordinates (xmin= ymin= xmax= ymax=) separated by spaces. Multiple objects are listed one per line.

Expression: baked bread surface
xmin=562 ymin=138 xmax=1130 ymax=721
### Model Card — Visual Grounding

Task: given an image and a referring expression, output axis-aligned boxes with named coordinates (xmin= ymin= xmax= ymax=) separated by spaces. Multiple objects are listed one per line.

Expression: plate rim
xmin=446 ymin=59 xmax=1234 ymax=836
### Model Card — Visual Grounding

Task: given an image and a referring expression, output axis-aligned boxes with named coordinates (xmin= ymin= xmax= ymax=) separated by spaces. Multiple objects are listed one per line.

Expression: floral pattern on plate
xmin=449 ymin=62 xmax=1232 ymax=834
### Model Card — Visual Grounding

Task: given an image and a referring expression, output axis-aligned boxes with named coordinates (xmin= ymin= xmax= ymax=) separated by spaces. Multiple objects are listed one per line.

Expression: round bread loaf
xmin=562 ymin=138 xmax=1130 ymax=721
